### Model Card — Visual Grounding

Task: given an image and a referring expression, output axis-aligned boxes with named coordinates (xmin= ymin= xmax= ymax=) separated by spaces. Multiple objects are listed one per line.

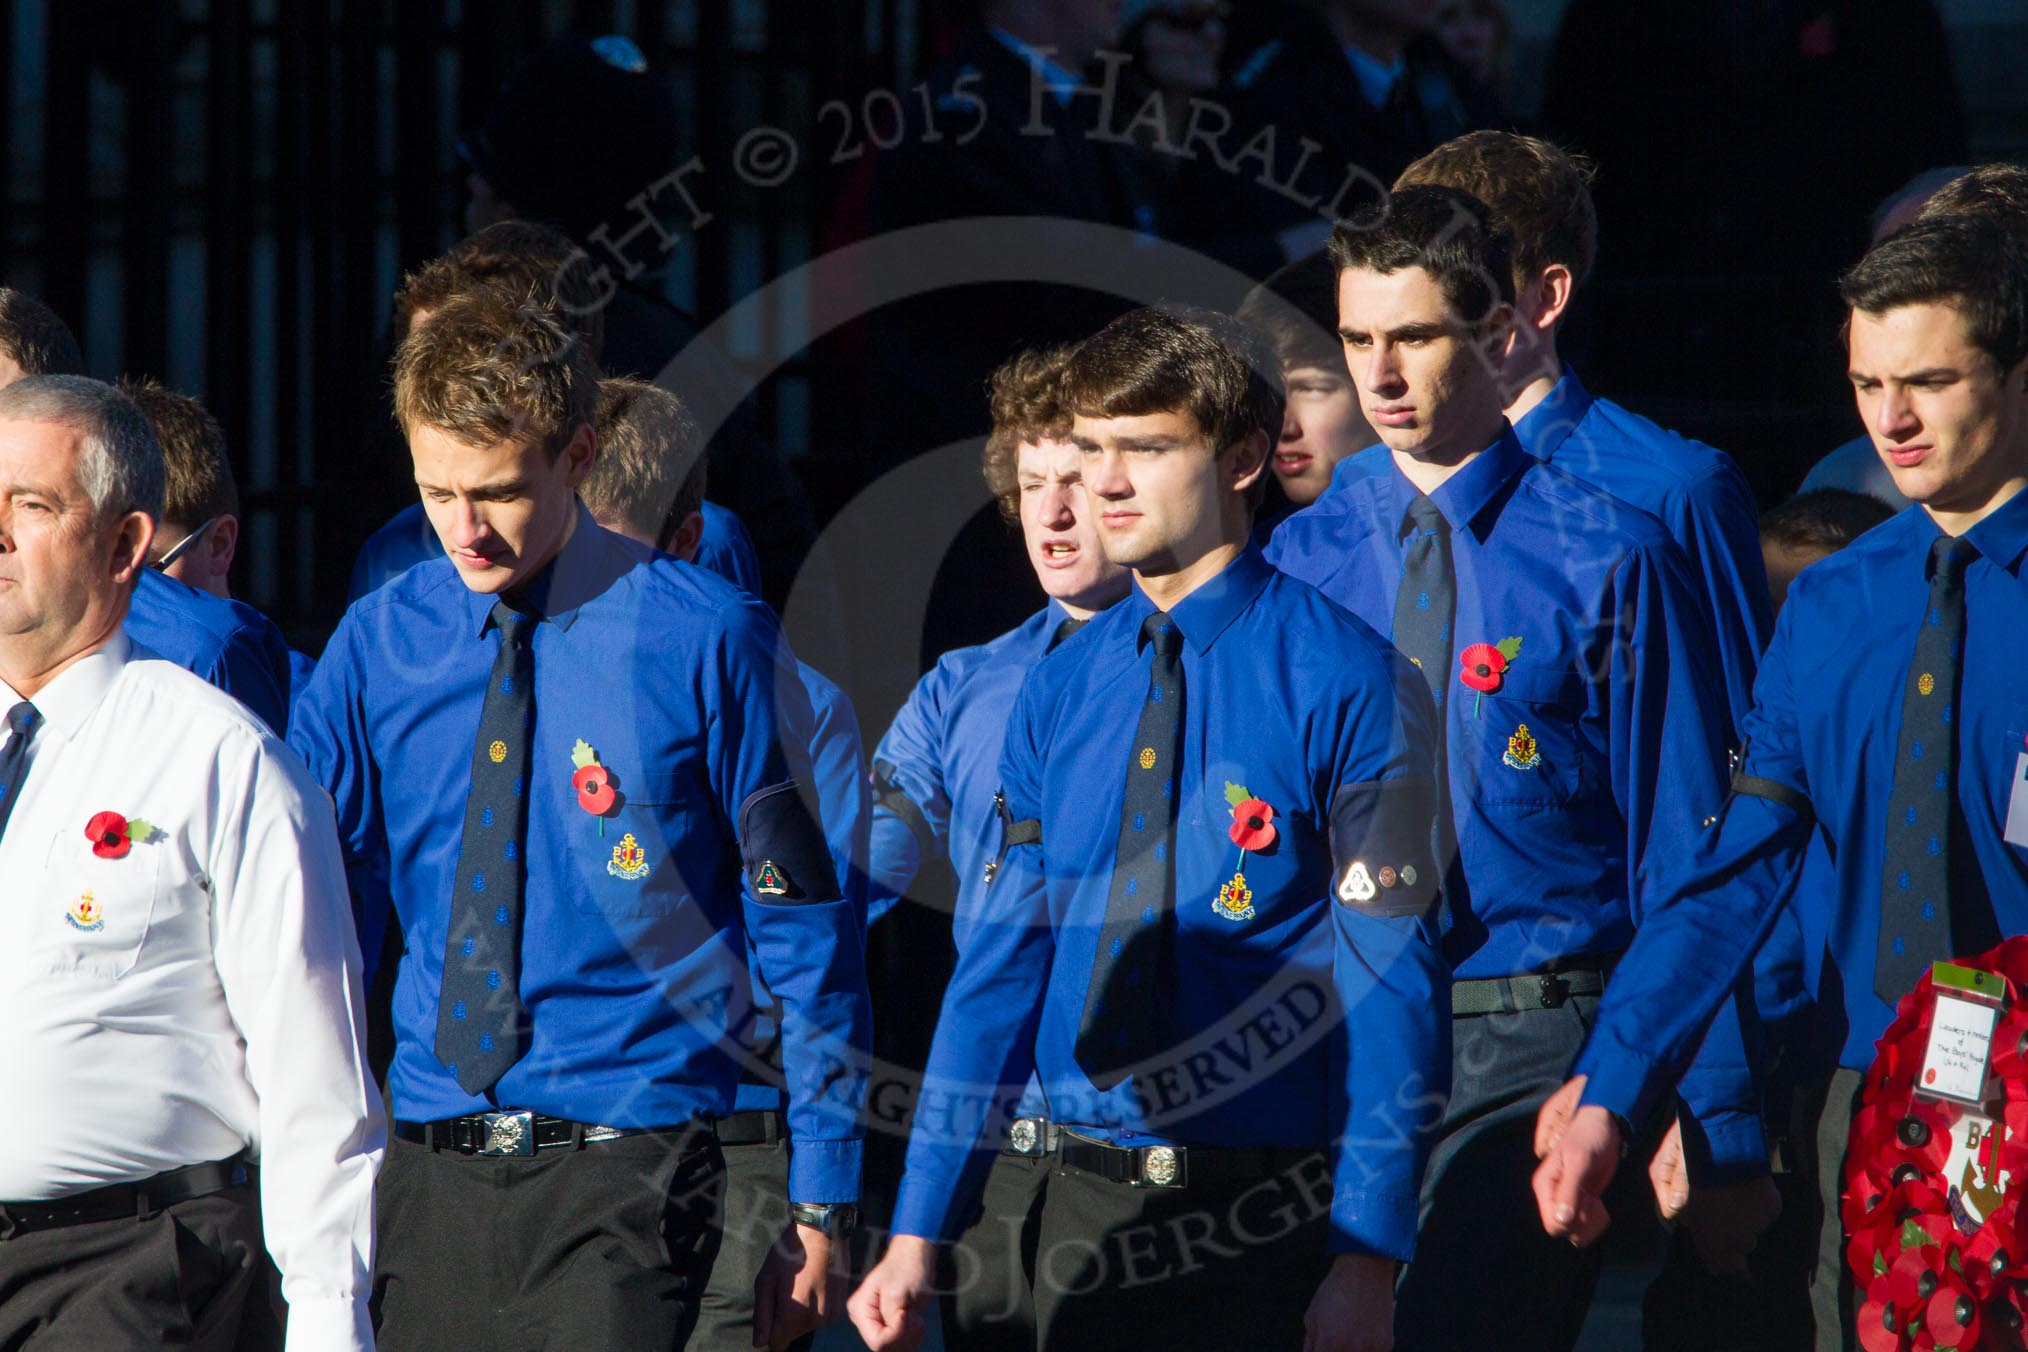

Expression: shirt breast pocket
xmin=34 ymin=827 xmax=165 ymax=980
xmin=569 ymin=770 xmax=706 ymax=918
xmin=1471 ymin=667 xmax=1589 ymax=809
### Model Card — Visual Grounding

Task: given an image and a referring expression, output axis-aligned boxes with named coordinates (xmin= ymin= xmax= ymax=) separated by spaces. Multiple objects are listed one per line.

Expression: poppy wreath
xmin=1843 ymin=936 xmax=2028 ymax=1351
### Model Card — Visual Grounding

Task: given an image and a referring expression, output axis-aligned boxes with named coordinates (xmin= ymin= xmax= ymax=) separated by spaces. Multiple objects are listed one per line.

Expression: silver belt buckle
xmin=1134 ymin=1144 xmax=1186 ymax=1188
xmin=477 ymin=1110 xmax=536 ymax=1157
xmin=1008 ymin=1116 xmax=1049 ymax=1156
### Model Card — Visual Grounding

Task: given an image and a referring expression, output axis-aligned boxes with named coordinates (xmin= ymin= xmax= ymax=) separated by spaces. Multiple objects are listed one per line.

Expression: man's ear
xmin=110 ymin=511 xmax=155 ymax=586
xmin=560 ymin=423 xmax=597 ymax=490
xmin=207 ymin=514 xmax=240 ymax=577
xmin=1228 ymin=427 xmax=1272 ymax=494
xmin=1524 ymin=264 xmax=1575 ymax=334
xmin=663 ymin=510 xmax=705 ymax=563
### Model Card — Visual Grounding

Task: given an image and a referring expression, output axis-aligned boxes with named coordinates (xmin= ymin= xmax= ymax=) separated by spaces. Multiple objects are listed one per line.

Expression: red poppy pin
xmin=570 ymin=739 xmax=616 ymax=835
xmin=1213 ymin=782 xmax=1275 ymax=923
xmin=85 ymin=810 xmax=160 ymax=859
xmin=1459 ymin=636 xmax=1523 ymax=715
xmin=1225 ymin=783 xmax=1277 ymax=852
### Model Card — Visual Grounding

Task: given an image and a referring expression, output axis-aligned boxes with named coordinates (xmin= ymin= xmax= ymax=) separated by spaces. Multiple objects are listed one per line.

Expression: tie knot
xmin=1142 ymin=613 xmax=1183 ymax=658
xmin=5 ymin=702 xmax=36 ymax=738
xmin=1930 ymin=534 xmax=1977 ymax=585
xmin=1404 ymin=495 xmax=1448 ymax=539
xmin=490 ymin=601 xmax=531 ymax=643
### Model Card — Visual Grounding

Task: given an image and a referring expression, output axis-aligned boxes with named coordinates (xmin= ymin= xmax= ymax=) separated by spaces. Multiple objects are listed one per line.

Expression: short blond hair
xmin=583 ymin=376 xmax=702 ymax=543
xmin=392 ymin=288 xmax=598 ymax=457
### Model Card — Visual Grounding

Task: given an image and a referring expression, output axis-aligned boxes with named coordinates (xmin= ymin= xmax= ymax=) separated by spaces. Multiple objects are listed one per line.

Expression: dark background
xmin=3 ymin=0 xmax=2025 ymax=666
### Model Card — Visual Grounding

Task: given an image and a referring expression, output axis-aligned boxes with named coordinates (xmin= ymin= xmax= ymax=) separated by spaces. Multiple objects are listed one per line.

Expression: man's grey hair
xmin=0 ymin=375 xmax=165 ymax=522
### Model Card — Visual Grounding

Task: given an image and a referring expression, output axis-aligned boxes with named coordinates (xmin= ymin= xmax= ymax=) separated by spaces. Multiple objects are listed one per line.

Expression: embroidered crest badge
xmin=754 ymin=860 xmax=789 ymax=896
xmin=65 ymin=891 xmax=104 ymax=932
xmin=1213 ymin=872 xmax=1256 ymax=922
xmin=606 ymin=832 xmax=651 ymax=881
xmin=1503 ymin=724 xmax=1542 ymax=771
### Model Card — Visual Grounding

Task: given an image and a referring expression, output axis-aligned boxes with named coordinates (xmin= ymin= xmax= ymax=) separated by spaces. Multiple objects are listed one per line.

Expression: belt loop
xmin=0 ymin=1205 xmax=17 ymax=1242
xmin=570 ymin=1122 xmax=587 ymax=1151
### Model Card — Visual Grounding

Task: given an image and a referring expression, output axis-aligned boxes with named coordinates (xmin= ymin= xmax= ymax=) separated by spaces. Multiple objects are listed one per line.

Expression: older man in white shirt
xmin=0 ymin=375 xmax=382 ymax=1351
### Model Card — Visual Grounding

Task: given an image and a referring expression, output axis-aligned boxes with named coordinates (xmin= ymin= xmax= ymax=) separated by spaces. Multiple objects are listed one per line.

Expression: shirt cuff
xmin=1328 ymin=1186 xmax=1419 ymax=1262
xmin=1675 ymin=1107 xmax=1771 ymax=1186
xmin=1573 ymin=1036 xmax=1669 ymax=1140
xmin=890 ymin=1171 xmax=967 ymax=1244
xmin=279 ymin=1295 xmax=373 ymax=1352
xmin=787 ymin=1136 xmax=862 ymax=1205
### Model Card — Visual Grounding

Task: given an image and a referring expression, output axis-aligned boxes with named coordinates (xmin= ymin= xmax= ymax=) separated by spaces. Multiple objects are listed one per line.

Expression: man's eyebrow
xmin=1110 ymin=435 xmax=1183 ymax=451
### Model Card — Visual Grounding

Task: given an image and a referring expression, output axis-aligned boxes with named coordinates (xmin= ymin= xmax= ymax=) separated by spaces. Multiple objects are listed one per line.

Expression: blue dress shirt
xmin=890 ymin=547 xmax=1451 ymax=1259
xmin=1271 ymin=433 xmax=1765 ymax=1176
xmin=1331 ymin=372 xmax=1772 ymax=739
xmin=126 ymin=568 xmax=294 ymax=735
xmin=867 ymin=602 xmax=1082 ymax=1123
xmin=348 ymin=500 xmax=762 ymax=602
xmin=867 ymin=602 xmax=1076 ymax=932
xmin=1577 ymin=492 xmax=2028 ymax=1133
xmin=292 ymin=506 xmax=870 ymax=1201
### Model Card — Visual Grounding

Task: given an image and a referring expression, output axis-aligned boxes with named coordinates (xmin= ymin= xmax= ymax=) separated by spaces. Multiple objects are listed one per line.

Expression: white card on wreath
xmin=1921 ymin=992 xmax=2000 ymax=1104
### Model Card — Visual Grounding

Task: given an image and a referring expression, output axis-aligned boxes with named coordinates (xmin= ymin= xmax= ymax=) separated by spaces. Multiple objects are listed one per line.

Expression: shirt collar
xmin=1510 ymin=369 xmax=1592 ymax=465
xmin=1125 ymin=544 xmax=1276 ymax=657
xmin=1343 ymin=42 xmax=1406 ymax=109
xmin=989 ymin=25 xmax=1082 ymax=106
xmin=0 ymin=629 xmax=130 ymax=744
xmin=1381 ymin=425 xmax=1529 ymax=543
xmin=462 ymin=502 xmax=624 ymax=638
xmin=1955 ymin=484 xmax=2028 ymax=574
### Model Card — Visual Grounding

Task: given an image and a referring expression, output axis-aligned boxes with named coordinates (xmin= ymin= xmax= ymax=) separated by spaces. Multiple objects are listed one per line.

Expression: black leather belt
xmin=394 ymin=1112 xmax=690 ymax=1156
xmin=1054 ymin=1129 xmax=1305 ymax=1190
xmin=716 ymin=1109 xmax=785 ymax=1148
xmin=1451 ymin=954 xmax=1620 ymax=1017
xmin=1004 ymin=1115 xmax=1060 ymax=1158
xmin=0 ymin=1156 xmax=250 ymax=1240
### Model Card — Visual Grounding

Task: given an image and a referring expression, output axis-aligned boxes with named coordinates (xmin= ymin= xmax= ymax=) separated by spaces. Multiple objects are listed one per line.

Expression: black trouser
xmin=0 ymin=1185 xmax=263 ymax=1350
xmin=940 ymin=1151 xmax=1051 ymax=1352
xmin=1640 ymin=1058 xmax=1822 ymax=1352
xmin=1030 ymin=1147 xmax=1333 ymax=1351
xmin=371 ymin=1126 xmax=724 ymax=1350
xmin=1396 ymin=995 xmax=1609 ymax=1352
xmin=690 ymin=1121 xmax=816 ymax=1352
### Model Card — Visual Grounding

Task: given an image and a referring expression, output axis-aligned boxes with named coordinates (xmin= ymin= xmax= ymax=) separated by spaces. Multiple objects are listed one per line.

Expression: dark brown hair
xmin=1330 ymin=184 xmax=1515 ymax=325
xmin=1062 ymin=306 xmax=1282 ymax=509
xmin=1759 ymin=489 xmax=1895 ymax=554
xmin=118 ymin=377 xmax=237 ymax=526
xmin=393 ymin=289 xmax=600 ymax=458
xmin=981 ymin=345 xmax=1077 ymax=524
xmin=1840 ymin=214 xmax=2028 ymax=374
xmin=1395 ymin=131 xmax=1598 ymax=297
xmin=394 ymin=220 xmax=607 ymax=359
xmin=584 ymin=376 xmax=702 ymax=544
xmin=0 ymin=289 xmax=84 ymax=378
xmin=1915 ymin=162 xmax=2028 ymax=241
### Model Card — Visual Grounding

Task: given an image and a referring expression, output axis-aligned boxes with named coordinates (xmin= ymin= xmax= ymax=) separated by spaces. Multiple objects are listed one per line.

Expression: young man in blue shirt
xmin=1267 ymin=184 xmax=1764 ymax=1350
xmin=1392 ymin=131 xmax=1772 ymax=742
xmin=580 ymin=372 xmax=870 ymax=1352
xmin=290 ymin=289 xmax=871 ymax=1350
xmin=1535 ymin=208 xmax=2028 ymax=1352
xmin=864 ymin=344 xmax=1130 ymax=1351
xmin=851 ymin=306 xmax=1448 ymax=1352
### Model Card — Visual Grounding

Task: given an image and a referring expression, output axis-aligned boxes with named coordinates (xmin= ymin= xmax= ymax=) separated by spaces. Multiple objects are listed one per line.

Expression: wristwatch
xmin=789 ymin=1202 xmax=859 ymax=1238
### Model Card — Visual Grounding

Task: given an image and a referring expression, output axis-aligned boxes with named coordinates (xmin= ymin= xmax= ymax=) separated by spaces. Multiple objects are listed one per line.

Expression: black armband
xmin=738 ymin=780 xmax=842 ymax=905
xmin=1328 ymin=778 xmax=1440 ymax=920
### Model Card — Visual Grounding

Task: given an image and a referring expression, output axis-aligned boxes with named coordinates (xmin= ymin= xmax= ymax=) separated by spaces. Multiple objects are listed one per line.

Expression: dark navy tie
xmin=1076 ymin=612 xmax=1184 ymax=1091
xmin=0 ymin=703 xmax=41 ymax=840
xmin=1393 ymin=495 xmax=1455 ymax=711
xmin=1048 ymin=616 xmax=1087 ymax=652
xmin=1875 ymin=535 xmax=1976 ymax=1003
xmin=436 ymin=602 xmax=536 ymax=1095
